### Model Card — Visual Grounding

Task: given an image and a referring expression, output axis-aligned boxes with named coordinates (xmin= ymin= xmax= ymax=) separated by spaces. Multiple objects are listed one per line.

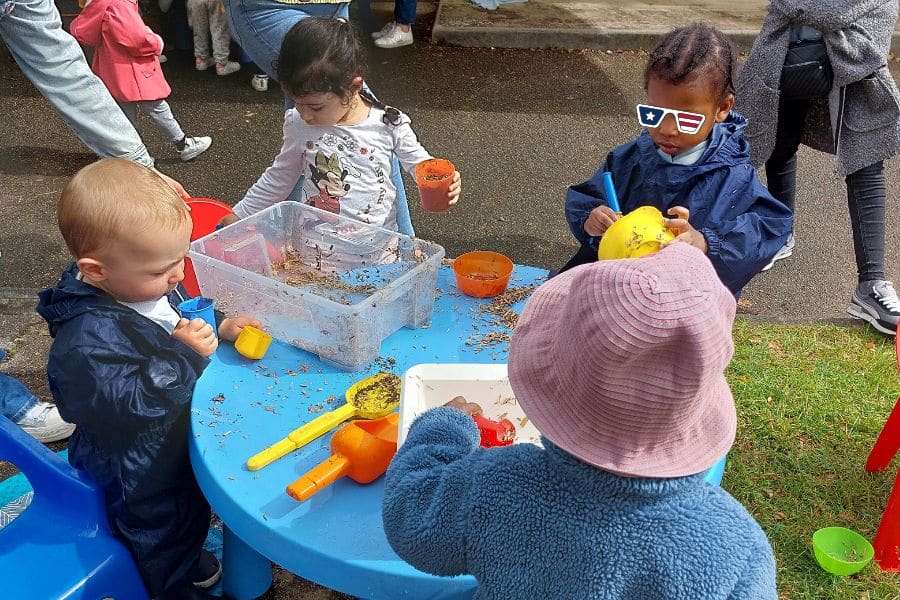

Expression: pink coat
xmin=70 ymin=0 xmax=171 ymax=102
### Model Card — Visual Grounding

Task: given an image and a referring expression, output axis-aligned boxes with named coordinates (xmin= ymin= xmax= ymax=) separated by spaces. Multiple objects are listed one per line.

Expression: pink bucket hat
xmin=509 ymin=243 xmax=737 ymax=478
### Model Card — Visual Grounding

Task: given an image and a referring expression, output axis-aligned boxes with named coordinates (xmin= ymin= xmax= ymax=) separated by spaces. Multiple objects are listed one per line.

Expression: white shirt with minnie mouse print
xmin=233 ymin=105 xmax=432 ymax=231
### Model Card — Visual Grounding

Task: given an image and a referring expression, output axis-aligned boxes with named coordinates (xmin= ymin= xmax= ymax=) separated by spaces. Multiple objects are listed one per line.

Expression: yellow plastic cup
xmin=598 ymin=206 xmax=676 ymax=260
xmin=234 ymin=326 xmax=272 ymax=360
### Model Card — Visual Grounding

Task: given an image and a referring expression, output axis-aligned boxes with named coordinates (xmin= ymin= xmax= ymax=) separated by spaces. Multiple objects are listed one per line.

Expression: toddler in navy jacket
xmin=37 ymin=158 xmax=259 ymax=599
xmin=562 ymin=24 xmax=792 ymax=296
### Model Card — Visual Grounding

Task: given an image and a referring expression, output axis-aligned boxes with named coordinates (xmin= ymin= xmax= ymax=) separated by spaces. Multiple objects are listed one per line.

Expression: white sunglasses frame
xmin=635 ymin=104 xmax=707 ymax=134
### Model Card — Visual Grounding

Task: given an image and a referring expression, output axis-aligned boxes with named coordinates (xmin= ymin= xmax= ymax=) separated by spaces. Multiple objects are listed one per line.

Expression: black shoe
xmin=191 ymin=549 xmax=222 ymax=589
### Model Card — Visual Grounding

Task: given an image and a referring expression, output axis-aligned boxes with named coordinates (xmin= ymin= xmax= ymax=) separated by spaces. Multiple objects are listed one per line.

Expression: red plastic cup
xmin=415 ymin=159 xmax=455 ymax=213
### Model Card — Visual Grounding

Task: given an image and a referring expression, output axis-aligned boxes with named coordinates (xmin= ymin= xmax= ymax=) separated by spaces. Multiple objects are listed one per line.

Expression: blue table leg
xmin=223 ymin=525 xmax=272 ymax=599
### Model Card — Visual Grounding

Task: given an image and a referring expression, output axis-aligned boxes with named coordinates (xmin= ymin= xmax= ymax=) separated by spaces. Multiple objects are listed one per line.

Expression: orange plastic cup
xmin=415 ymin=159 xmax=455 ymax=213
xmin=234 ymin=326 xmax=272 ymax=360
xmin=452 ymin=251 xmax=514 ymax=298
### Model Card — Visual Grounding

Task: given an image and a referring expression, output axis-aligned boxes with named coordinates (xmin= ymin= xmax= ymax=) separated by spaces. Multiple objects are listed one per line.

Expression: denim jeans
xmin=0 ymin=373 xmax=38 ymax=423
xmin=766 ymin=98 xmax=886 ymax=283
xmin=394 ymin=0 xmax=416 ymax=25
xmin=0 ymin=0 xmax=154 ymax=167
xmin=222 ymin=0 xmax=414 ymax=235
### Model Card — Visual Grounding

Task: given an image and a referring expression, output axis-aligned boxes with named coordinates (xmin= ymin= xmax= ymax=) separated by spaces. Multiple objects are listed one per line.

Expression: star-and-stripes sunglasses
xmin=636 ymin=104 xmax=706 ymax=135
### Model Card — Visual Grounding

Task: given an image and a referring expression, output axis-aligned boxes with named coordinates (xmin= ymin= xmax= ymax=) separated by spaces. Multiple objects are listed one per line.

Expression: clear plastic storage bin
xmin=189 ymin=202 xmax=445 ymax=370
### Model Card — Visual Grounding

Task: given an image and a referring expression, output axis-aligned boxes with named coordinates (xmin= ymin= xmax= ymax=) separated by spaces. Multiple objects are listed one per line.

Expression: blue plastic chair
xmin=0 ymin=416 xmax=149 ymax=599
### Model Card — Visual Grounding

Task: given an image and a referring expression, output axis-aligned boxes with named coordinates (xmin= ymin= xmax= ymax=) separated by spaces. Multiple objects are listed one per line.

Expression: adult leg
xmin=394 ymin=0 xmax=416 ymax=25
xmin=760 ymin=98 xmax=808 ymax=270
xmin=0 ymin=373 xmax=38 ymax=423
xmin=764 ymin=99 xmax=810 ymax=212
xmin=0 ymin=0 xmax=154 ymax=166
xmin=846 ymin=161 xmax=899 ymax=334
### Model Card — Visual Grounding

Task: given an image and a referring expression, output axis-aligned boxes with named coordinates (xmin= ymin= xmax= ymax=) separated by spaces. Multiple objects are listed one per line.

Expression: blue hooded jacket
xmin=565 ymin=113 xmax=793 ymax=296
xmin=383 ymin=408 xmax=777 ymax=599
xmin=36 ymin=264 xmax=211 ymax=596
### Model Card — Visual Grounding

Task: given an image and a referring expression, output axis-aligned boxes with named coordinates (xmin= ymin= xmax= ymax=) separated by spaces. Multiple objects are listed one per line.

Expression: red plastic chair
xmin=865 ymin=322 xmax=900 ymax=571
xmin=183 ymin=197 xmax=233 ymax=297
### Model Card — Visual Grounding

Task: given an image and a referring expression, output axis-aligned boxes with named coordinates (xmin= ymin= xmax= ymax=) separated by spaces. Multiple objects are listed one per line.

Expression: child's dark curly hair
xmin=276 ymin=17 xmax=365 ymax=102
xmin=644 ymin=23 xmax=737 ymax=103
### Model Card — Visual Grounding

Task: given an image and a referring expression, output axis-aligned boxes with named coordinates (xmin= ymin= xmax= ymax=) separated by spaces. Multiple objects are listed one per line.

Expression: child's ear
xmin=76 ymin=257 xmax=107 ymax=282
xmin=715 ymin=93 xmax=735 ymax=123
xmin=350 ymin=76 xmax=364 ymax=94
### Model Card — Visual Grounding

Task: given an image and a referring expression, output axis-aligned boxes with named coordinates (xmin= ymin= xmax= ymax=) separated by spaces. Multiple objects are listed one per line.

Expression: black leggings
xmin=765 ymin=98 xmax=886 ymax=283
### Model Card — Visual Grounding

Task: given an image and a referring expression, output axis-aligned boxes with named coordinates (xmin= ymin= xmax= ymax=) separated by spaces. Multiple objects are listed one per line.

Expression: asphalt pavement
xmin=1 ymin=1 xmax=900 ymax=597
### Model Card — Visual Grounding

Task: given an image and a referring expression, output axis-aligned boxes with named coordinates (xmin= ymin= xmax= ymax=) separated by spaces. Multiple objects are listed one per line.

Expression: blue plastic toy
xmin=0 ymin=416 xmax=149 ymax=599
xmin=601 ymin=171 xmax=621 ymax=214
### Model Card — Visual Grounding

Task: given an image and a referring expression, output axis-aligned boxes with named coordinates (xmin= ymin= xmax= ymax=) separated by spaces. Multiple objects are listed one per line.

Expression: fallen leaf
xmin=773 ymin=512 xmax=787 ymax=521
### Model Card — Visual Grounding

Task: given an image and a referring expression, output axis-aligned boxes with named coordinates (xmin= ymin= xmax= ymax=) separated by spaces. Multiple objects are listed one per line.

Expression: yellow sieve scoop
xmin=246 ymin=372 xmax=401 ymax=471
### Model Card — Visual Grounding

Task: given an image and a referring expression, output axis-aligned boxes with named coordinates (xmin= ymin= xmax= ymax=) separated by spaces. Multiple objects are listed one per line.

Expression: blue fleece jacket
xmin=383 ymin=408 xmax=777 ymax=599
xmin=36 ymin=264 xmax=211 ymax=596
xmin=565 ymin=112 xmax=793 ymax=296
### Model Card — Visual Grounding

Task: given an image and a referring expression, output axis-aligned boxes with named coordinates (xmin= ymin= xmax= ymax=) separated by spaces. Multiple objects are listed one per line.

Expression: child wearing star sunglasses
xmin=562 ymin=23 xmax=793 ymax=296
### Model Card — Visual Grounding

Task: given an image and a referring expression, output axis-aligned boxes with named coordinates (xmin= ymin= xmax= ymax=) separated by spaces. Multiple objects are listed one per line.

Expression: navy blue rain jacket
xmin=36 ymin=264 xmax=211 ymax=596
xmin=565 ymin=112 xmax=793 ymax=296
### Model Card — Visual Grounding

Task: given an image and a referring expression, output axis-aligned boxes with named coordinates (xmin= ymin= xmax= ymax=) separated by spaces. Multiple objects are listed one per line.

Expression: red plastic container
xmin=452 ymin=251 xmax=514 ymax=298
xmin=415 ymin=159 xmax=455 ymax=213
xmin=183 ymin=197 xmax=233 ymax=296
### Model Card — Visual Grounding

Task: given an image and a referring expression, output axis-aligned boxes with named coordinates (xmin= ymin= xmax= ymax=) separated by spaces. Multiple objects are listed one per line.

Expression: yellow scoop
xmin=246 ymin=372 xmax=401 ymax=471
xmin=598 ymin=206 xmax=675 ymax=260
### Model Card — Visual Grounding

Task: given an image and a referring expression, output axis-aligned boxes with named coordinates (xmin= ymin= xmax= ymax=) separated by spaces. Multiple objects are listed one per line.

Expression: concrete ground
xmin=1 ymin=0 xmax=900 ymax=597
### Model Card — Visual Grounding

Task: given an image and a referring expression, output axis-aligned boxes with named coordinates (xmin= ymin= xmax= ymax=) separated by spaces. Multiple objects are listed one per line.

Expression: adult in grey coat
xmin=736 ymin=0 xmax=900 ymax=336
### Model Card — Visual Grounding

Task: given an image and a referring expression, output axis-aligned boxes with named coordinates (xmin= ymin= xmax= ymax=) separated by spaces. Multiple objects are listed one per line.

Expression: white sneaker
xmin=159 ymin=54 xmax=168 ymax=64
xmin=195 ymin=56 xmax=215 ymax=71
xmin=371 ymin=22 xmax=396 ymax=40
xmin=179 ymin=136 xmax=212 ymax=161
xmin=216 ymin=61 xmax=241 ymax=76
xmin=761 ymin=232 xmax=795 ymax=272
xmin=16 ymin=403 xmax=75 ymax=443
xmin=251 ymin=74 xmax=269 ymax=92
xmin=374 ymin=25 xmax=413 ymax=48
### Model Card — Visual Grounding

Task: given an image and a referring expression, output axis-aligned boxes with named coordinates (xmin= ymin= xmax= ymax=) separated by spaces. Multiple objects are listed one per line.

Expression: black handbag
xmin=780 ymin=25 xmax=833 ymax=101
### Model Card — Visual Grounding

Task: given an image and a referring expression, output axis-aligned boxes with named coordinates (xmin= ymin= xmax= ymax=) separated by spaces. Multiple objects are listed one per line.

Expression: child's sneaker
xmin=847 ymin=279 xmax=900 ymax=336
xmin=216 ymin=61 xmax=240 ymax=76
xmin=371 ymin=21 xmax=396 ymax=40
xmin=251 ymin=73 xmax=269 ymax=92
xmin=374 ymin=25 xmax=413 ymax=48
xmin=16 ymin=403 xmax=75 ymax=443
xmin=195 ymin=56 xmax=215 ymax=71
xmin=191 ymin=549 xmax=222 ymax=589
xmin=760 ymin=232 xmax=795 ymax=272
xmin=179 ymin=136 xmax=212 ymax=161
xmin=159 ymin=54 xmax=168 ymax=64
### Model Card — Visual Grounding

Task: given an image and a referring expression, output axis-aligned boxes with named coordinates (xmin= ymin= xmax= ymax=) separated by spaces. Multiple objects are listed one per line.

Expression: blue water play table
xmin=189 ymin=264 xmax=547 ymax=599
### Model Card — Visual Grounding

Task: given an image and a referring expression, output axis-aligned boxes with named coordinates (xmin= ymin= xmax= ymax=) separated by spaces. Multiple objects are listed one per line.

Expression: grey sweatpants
xmin=187 ymin=0 xmax=232 ymax=65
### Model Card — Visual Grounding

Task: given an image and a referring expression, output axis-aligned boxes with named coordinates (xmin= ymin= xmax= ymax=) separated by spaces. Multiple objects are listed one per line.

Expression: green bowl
xmin=812 ymin=527 xmax=874 ymax=576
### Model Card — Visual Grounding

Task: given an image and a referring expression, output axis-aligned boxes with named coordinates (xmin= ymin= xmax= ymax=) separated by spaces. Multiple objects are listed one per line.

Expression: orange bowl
xmin=452 ymin=251 xmax=514 ymax=298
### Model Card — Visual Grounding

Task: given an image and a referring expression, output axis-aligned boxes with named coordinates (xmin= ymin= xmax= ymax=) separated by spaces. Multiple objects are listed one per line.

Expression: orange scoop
xmin=286 ymin=412 xmax=399 ymax=502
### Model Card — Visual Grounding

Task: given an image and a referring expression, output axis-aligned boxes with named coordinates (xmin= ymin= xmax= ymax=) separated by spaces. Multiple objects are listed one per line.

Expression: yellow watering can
xmin=598 ymin=206 xmax=675 ymax=260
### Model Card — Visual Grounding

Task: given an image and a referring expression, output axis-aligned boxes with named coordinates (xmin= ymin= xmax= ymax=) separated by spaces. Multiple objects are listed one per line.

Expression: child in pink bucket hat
xmin=383 ymin=243 xmax=776 ymax=598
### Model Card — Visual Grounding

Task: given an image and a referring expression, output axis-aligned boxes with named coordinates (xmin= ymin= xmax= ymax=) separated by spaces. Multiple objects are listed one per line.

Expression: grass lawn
xmin=726 ymin=321 xmax=900 ymax=599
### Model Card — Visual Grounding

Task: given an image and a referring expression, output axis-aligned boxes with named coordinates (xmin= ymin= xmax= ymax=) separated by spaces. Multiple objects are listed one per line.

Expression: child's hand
xmin=447 ymin=171 xmax=462 ymax=207
xmin=584 ymin=205 xmax=619 ymax=237
xmin=172 ymin=318 xmax=218 ymax=357
xmin=218 ymin=316 xmax=262 ymax=343
xmin=218 ymin=213 xmax=240 ymax=227
xmin=445 ymin=396 xmax=483 ymax=416
xmin=665 ymin=206 xmax=708 ymax=253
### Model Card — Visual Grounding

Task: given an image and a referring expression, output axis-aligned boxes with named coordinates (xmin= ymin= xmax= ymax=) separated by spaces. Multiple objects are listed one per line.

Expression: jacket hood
xmin=636 ymin=111 xmax=751 ymax=174
xmin=37 ymin=264 xmax=128 ymax=337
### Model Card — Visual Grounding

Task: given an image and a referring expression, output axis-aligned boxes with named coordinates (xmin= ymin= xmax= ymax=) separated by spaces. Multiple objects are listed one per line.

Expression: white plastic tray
xmin=398 ymin=363 xmax=542 ymax=447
